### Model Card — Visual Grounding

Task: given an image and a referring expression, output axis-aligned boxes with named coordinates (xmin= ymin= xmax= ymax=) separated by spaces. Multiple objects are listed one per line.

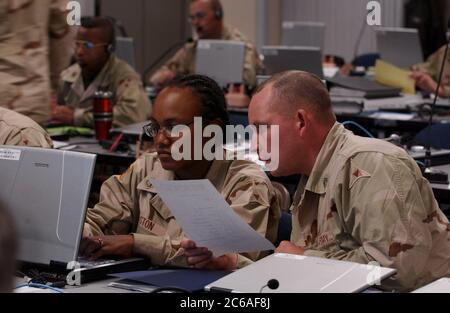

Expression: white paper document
xmin=150 ymin=179 xmax=275 ymax=256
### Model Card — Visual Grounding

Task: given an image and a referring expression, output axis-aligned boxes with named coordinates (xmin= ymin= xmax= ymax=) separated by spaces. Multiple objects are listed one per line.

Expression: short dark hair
xmin=255 ymin=71 xmax=333 ymax=119
xmin=165 ymin=74 xmax=230 ymax=132
xmin=0 ymin=204 xmax=17 ymax=293
xmin=80 ymin=16 xmax=115 ymax=46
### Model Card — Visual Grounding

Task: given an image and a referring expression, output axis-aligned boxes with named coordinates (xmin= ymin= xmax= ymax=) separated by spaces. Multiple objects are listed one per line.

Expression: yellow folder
xmin=375 ymin=60 xmax=416 ymax=94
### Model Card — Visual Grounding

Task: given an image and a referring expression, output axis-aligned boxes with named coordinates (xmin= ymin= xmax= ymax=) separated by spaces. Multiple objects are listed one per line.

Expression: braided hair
xmin=165 ymin=74 xmax=230 ymax=134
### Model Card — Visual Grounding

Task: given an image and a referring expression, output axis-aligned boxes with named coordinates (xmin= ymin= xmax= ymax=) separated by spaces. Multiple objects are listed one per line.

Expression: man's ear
xmin=296 ymin=109 xmax=307 ymax=130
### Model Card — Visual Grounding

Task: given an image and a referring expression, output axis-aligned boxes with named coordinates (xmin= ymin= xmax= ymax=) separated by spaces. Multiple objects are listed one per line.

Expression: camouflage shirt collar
xmin=139 ymin=151 xmax=232 ymax=193
xmin=205 ymin=156 xmax=233 ymax=191
xmin=304 ymin=122 xmax=346 ymax=194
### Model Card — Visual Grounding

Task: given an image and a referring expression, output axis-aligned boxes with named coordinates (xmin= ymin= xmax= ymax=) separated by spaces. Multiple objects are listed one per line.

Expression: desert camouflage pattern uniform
xmin=150 ymin=24 xmax=265 ymax=87
xmin=0 ymin=0 xmax=71 ymax=125
xmin=84 ymin=152 xmax=281 ymax=268
xmin=290 ymin=123 xmax=450 ymax=292
xmin=0 ymin=107 xmax=53 ymax=148
xmin=413 ymin=44 xmax=450 ymax=97
xmin=58 ymin=54 xmax=151 ymax=128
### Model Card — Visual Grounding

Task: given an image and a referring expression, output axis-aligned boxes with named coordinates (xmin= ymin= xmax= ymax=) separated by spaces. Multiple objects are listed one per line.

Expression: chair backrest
xmin=414 ymin=124 xmax=450 ymax=150
xmin=352 ymin=53 xmax=380 ymax=67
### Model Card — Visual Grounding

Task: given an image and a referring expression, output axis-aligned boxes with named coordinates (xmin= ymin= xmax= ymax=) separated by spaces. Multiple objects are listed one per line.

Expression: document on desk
xmin=150 ymin=179 xmax=275 ymax=256
xmin=375 ymin=60 xmax=416 ymax=94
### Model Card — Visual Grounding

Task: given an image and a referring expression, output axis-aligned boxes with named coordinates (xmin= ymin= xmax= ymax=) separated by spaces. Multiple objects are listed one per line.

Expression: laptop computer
xmin=0 ymin=146 xmax=148 ymax=285
xmin=376 ymin=27 xmax=424 ymax=69
xmin=327 ymin=76 xmax=401 ymax=99
xmin=205 ymin=253 xmax=396 ymax=293
xmin=282 ymin=21 xmax=326 ymax=51
xmin=195 ymin=40 xmax=246 ymax=87
xmin=412 ymin=278 xmax=450 ymax=293
xmin=115 ymin=37 xmax=136 ymax=69
xmin=262 ymin=46 xmax=324 ymax=79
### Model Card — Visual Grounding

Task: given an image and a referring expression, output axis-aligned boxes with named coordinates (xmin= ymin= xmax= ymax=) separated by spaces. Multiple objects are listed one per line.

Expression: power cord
xmin=15 ymin=282 xmax=64 ymax=293
xmin=342 ymin=121 xmax=375 ymax=138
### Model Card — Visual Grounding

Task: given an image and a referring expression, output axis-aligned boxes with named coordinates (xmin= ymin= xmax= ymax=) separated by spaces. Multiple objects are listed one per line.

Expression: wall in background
xmin=77 ymin=0 xmax=95 ymax=16
xmin=222 ymin=0 xmax=282 ymax=49
xmin=99 ymin=0 xmax=190 ymax=79
xmin=282 ymin=0 xmax=405 ymax=62
xmin=222 ymin=0 xmax=258 ymax=45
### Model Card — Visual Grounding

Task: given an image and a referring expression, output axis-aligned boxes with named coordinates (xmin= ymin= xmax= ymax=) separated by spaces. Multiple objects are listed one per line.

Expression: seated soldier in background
xmin=411 ymin=43 xmax=450 ymax=97
xmin=52 ymin=17 xmax=150 ymax=128
xmin=0 ymin=106 xmax=53 ymax=148
xmin=0 ymin=204 xmax=17 ymax=293
xmin=150 ymin=0 xmax=264 ymax=88
xmin=80 ymin=74 xmax=280 ymax=269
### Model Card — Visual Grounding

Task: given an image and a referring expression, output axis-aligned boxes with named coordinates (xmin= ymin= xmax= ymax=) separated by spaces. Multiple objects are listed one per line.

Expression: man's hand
xmin=410 ymin=71 xmax=444 ymax=96
xmin=181 ymin=240 xmax=238 ymax=271
xmin=79 ymin=235 xmax=134 ymax=260
xmin=52 ymin=105 xmax=75 ymax=125
xmin=275 ymin=241 xmax=305 ymax=255
xmin=150 ymin=69 xmax=176 ymax=88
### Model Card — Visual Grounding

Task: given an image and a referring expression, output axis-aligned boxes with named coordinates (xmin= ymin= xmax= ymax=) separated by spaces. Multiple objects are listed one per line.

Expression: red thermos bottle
xmin=93 ymin=91 xmax=113 ymax=141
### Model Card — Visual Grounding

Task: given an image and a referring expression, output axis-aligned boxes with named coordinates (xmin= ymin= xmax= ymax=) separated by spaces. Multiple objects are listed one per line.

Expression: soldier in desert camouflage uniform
xmin=80 ymin=75 xmax=280 ymax=269
xmin=0 ymin=0 xmax=72 ymax=125
xmin=0 ymin=106 xmax=53 ymax=148
xmin=150 ymin=0 xmax=264 ymax=88
xmin=256 ymin=71 xmax=450 ymax=292
xmin=412 ymin=44 xmax=450 ymax=97
xmin=53 ymin=16 xmax=150 ymax=128
xmin=186 ymin=70 xmax=450 ymax=291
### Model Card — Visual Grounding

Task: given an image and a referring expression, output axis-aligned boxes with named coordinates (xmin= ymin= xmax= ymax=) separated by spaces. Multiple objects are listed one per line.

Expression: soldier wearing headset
xmin=150 ymin=0 xmax=265 ymax=89
xmin=52 ymin=16 xmax=150 ymax=128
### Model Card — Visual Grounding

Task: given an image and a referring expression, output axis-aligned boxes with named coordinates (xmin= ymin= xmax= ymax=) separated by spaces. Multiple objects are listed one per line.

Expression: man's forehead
xmin=250 ymin=86 xmax=274 ymax=110
xmin=77 ymin=27 xmax=106 ymax=41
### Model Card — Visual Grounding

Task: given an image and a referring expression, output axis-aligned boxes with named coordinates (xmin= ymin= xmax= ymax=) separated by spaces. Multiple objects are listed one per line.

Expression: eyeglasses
xmin=143 ymin=120 xmax=195 ymax=139
xmin=75 ymin=40 xmax=108 ymax=50
xmin=188 ymin=11 xmax=208 ymax=22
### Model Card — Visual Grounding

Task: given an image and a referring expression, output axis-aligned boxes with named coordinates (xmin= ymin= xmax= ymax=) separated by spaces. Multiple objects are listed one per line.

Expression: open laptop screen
xmin=195 ymin=40 xmax=246 ymax=87
xmin=0 ymin=146 xmax=96 ymax=266
xmin=262 ymin=46 xmax=324 ymax=79
xmin=376 ymin=27 xmax=424 ymax=69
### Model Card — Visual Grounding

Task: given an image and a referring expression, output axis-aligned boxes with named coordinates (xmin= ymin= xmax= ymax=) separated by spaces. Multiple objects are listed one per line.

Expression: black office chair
xmin=352 ymin=53 xmax=380 ymax=68
xmin=414 ymin=124 xmax=450 ymax=149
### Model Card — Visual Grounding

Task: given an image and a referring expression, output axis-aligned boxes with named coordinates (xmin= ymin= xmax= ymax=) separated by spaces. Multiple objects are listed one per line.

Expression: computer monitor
xmin=116 ymin=37 xmax=136 ymax=69
xmin=375 ymin=27 xmax=424 ymax=69
xmin=282 ymin=21 xmax=326 ymax=51
xmin=0 ymin=146 xmax=96 ymax=265
xmin=195 ymin=40 xmax=246 ymax=87
xmin=262 ymin=46 xmax=324 ymax=79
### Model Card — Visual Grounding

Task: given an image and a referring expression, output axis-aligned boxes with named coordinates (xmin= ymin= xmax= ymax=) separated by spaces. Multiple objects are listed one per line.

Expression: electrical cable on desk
xmin=416 ymin=160 xmax=426 ymax=167
xmin=342 ymin=121 xmax=374 ymax=138
xmin=15 ymin=282 xmax=64 ymax=293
